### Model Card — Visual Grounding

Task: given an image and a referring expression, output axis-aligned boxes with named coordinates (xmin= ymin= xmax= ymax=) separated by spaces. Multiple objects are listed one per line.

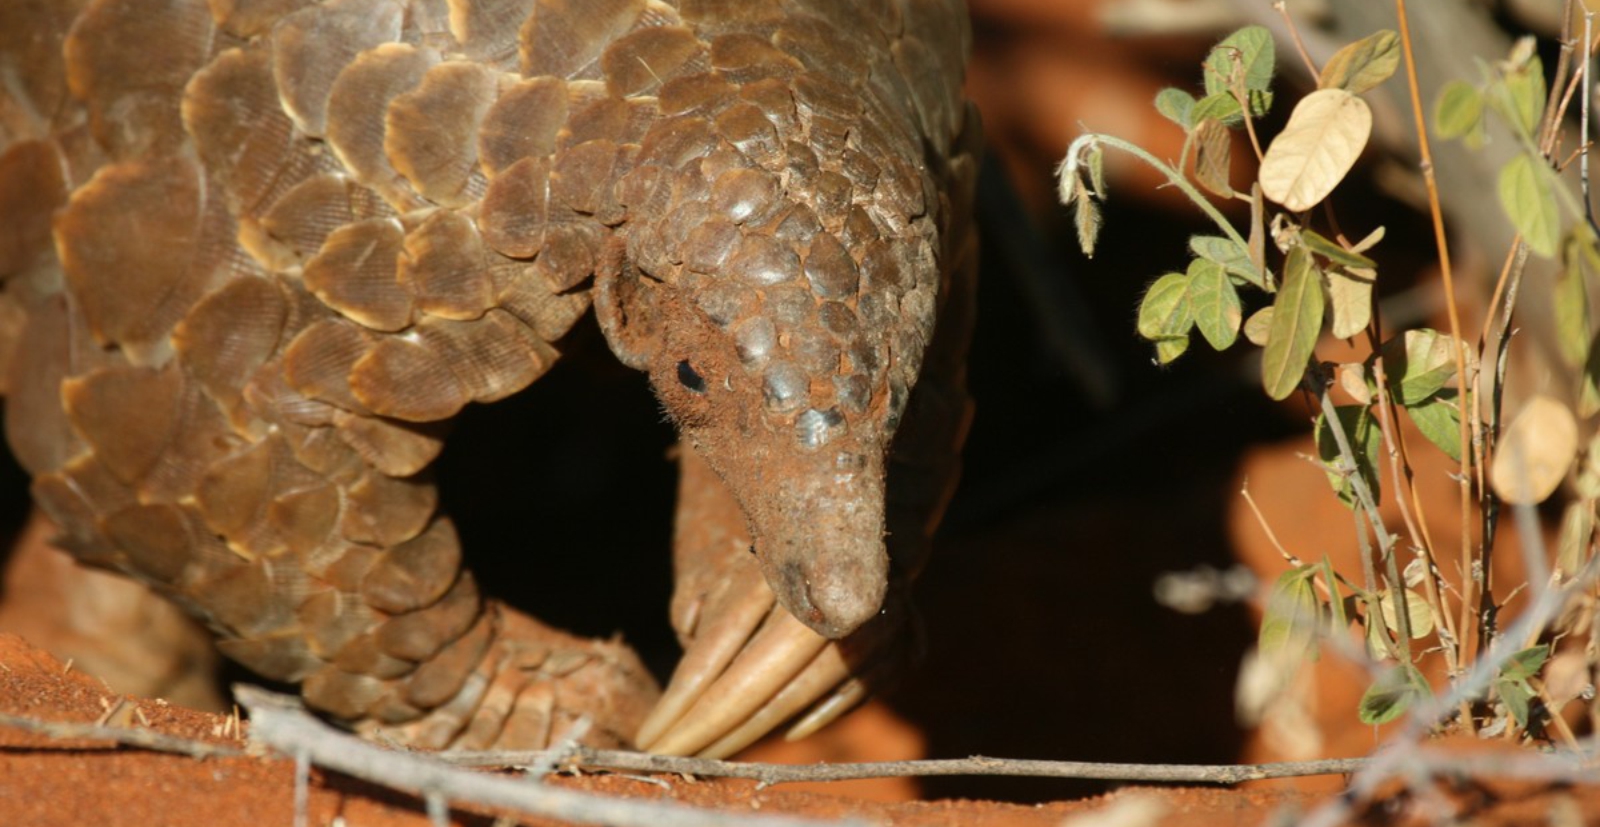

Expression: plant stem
xmin=1060 ymin=134 xmax=1251 ymax=254
xmin=1394 ymin=0 xmax=1477 ymax=732
xmin=1273 ymin=0 xmax=1321 ymax=84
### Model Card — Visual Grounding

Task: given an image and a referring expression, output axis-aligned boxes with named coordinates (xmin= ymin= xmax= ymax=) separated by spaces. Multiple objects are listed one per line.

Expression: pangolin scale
xmin=0 ymin=0 xmax=979 ymax=757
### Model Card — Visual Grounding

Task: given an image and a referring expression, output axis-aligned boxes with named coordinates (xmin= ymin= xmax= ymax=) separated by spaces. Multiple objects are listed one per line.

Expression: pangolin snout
xmin=749 ymin=464 xmax=890 ymax=639
xmin=773 ymin=542 xmax=888 ymax=639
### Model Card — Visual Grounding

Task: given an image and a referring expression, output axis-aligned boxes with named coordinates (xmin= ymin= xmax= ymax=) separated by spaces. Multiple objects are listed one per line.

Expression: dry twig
xmin=235 ymin=686 xmax=858 ymax=827
xmin=0 ymin=710 xmax=244 ymax=760
xmin=442 ymin=748 xmax=1368 ymax=785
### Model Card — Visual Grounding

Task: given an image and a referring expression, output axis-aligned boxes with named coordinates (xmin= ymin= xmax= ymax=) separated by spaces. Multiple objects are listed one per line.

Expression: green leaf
xmin=1326 ymin=266 xmax=1374 ymax=339
xmin=1155 ymin=87 xmax=1196 ymax=130
xmin=1249 ymin=184 xmax=1269 ymax=290
xmin=1557 ymin=231 xmax=1595 ymax=367
xmin=1500 ymin=46 xmax=1547 ymax=138
xmin=1193 ymin=118 xmax=1233 ymax=197
xmin=1501 ymin=644 xmax=1551 ymax=682
xmin=1153 ymin=336 xmax=1190 ymax=365
xmin=1557 ymin=501 xmax=1594 ymax=579
xmin=1498 ymin=152 xmax=1560 ymax=258
xmin=1261 ymin=247 xmax=1324 ymax=400
xmin=1260 ymin=89 xmax=1373 ymax=212
xmin=1244 ymin=307 xmax=1273 ymax=346
xmin=1192 ymin=91 xmax=1243 ymax=126
xmin=1358 ymin=664 xmax=1430 ymax=725
xmin=1302 ymin=229 xmax=1377 ymax=270
xmin=1246 ymin=89 xmax=1275 ymax=119
xmin=1259 ymin=565 xmax=1321 ymax=662
xmin=1086 ymin=143 xmax=1107 ymax=198
xmin=1189 ymin=235 xmax=1265 ymax=288
xmin=1073 ymin=182 xmax=1102 ymax=258
xmin=1320 ymin=30 xmax=1401 ymax=95
xmin=1406 ymin=390 xmax=1463 ymax=462
xmin=1349 ymin=225 xmax=1386 ymax=255
xmin=1377 ymin=587 xmax=1434 ymax=640
xmin=1583 ymin=329 xmax=1600 ymax=418
xmin=1320 ymin=556 xmax=1347 ymax=629
xmin=1136 ymin=271 xmax=1194 ymax=341
xmin=1433 ymin=80 xmax=1483 ymax=140
xmin=1187 ymin=258 xmax=1241 ymax=350
xmin=1205 ymin=26 xmax=1276 ymax=97
xmin=1316 ymin=403 xmax=1382 ymax=509
xmin=1382 ymin=328 xmax=1464 ymax=405
xmin=1496 ymin=677 xmax=1535 ymax=727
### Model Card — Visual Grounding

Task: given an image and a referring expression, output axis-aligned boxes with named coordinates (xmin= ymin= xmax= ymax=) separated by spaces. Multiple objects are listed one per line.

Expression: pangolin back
xmin=0 ymin=0 xmax=978 ymax=750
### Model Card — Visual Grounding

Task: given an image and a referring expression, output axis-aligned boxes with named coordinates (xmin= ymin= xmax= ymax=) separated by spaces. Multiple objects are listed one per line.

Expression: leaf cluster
xmin=1060 ymin=19 xmax=1600 ymax=740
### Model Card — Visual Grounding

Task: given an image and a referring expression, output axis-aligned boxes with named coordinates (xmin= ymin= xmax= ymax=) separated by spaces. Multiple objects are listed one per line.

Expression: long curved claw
xmin=642 ymin=606 xmax=828 ymax=755
xmin=697 ymin=632 xmax=850 ymax=759
xmin=785 ymin=675 xmax=870 ymax=742
xmin=642 ymin=577 xmax=911 ymax=757
xmin=635 ymin=562 xmax=775 ymax=747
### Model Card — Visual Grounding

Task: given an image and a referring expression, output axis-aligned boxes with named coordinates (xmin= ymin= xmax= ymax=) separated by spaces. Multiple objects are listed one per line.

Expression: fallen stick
xmin=442 ymin=747 xmax=1371 ymax=785
xmin=0 ymin=710 xmax=244 ymax=759
xmin=234 ymin=686 xmax=860 ymax=827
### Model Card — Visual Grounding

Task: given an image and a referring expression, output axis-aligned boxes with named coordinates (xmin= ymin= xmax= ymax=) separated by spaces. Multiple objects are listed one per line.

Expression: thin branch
xmin=1272 ymin=0 xmax=1321 ymax=83
xmin=1586 ymin=11 xmax=1600 ymax=237
xmin=1395 ymin=0 xmax=1480 ymax=698
xmin=1240 ymin=480 xmax=1299 ymax=565
xmin=0 ymin=700 xmax=1361 ymax=785
xmin=234 ymin=687 xmax=856 ymax=827
xmin=442 ymin=748 xmax=1371 ymax=786
xmin=0 ymin=711 xmax=245 ymax=760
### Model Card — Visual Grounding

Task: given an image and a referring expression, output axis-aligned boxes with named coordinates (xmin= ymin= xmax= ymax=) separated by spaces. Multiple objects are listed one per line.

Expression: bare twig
xmin=234 ymin=686 xmax=857 ymax=827
xmin=0 ymin=691 xmax=1369 ymax=787
xmin=442 ymin=748 xmax=1370 ymax=786
xmin=1395 ymin=0 xmax=1478 ymax=682
xmin=1272 ymin=0 xmax=1321 ymax=83
xmin=1584 ymin=12 xmax=1596 ymax=233
xmin=1240 ymin=480 xmax=1299 ymax=565
xmin=0 ymin=711 xmax=245 ymax=759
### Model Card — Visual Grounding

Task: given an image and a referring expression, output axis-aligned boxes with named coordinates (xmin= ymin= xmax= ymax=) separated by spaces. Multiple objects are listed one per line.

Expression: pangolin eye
xmin=676 ymin=359 xmax=707 ymax=393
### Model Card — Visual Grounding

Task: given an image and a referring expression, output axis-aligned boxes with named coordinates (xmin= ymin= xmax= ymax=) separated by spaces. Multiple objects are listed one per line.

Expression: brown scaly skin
xmin=0 ymin=0 xmax=979 ymax=757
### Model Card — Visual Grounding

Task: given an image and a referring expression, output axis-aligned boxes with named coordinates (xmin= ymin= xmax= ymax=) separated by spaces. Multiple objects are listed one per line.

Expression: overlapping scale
xmin=261 ymin=174 xmax=394 ymax=263
xmin=324 ymin=42 xmax=440 ymax=211
xmin=183 ymin=45 xmax=297 ymax=216
xmin=477 ymin=77 xmax=566 ymax=175
xmin=207 ymin=0 xmax=314 ymax=38
xmin=55 ymin=155 xmax=226 ymax=362
xmin=384 ymin=60 xmax=496 ymax=207
xmin=399 ymin=210 xmax=496 ymax=319
xmin=302 ymin=219 xmax=414 ymax=331
xmin=518 ymin=0 xmax=646 ymax=79
xmin=271 ymin=0 xmax=403 ymax=138
xmin=445 ymin=0 xmax=535 ymax=66
xmin=64 ymin=0 xmax=217 ymax=159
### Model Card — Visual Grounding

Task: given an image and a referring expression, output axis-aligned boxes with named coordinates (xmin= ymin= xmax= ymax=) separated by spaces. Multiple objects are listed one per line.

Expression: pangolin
xmin=0 ymin=0 xmax=979 ymax=758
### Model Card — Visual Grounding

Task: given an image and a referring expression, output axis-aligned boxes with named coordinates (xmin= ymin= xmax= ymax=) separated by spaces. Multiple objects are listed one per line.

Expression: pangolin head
xmin=596 ymin=103 xmax=941 ymax=640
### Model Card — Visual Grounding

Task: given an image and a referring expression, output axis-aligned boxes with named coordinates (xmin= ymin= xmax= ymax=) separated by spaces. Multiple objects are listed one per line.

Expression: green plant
xmin=1059 ymin=7 xmax=1600 ymax=741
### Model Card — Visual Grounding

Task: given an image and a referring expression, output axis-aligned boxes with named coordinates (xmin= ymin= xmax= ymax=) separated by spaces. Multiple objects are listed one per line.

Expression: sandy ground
xmin=8 ymin=632 xmax=1600 ymax=827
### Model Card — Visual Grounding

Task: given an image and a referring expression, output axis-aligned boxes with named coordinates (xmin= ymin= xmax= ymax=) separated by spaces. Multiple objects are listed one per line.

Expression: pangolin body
xmin=0 ymin=0 xmax=979 ymax=754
